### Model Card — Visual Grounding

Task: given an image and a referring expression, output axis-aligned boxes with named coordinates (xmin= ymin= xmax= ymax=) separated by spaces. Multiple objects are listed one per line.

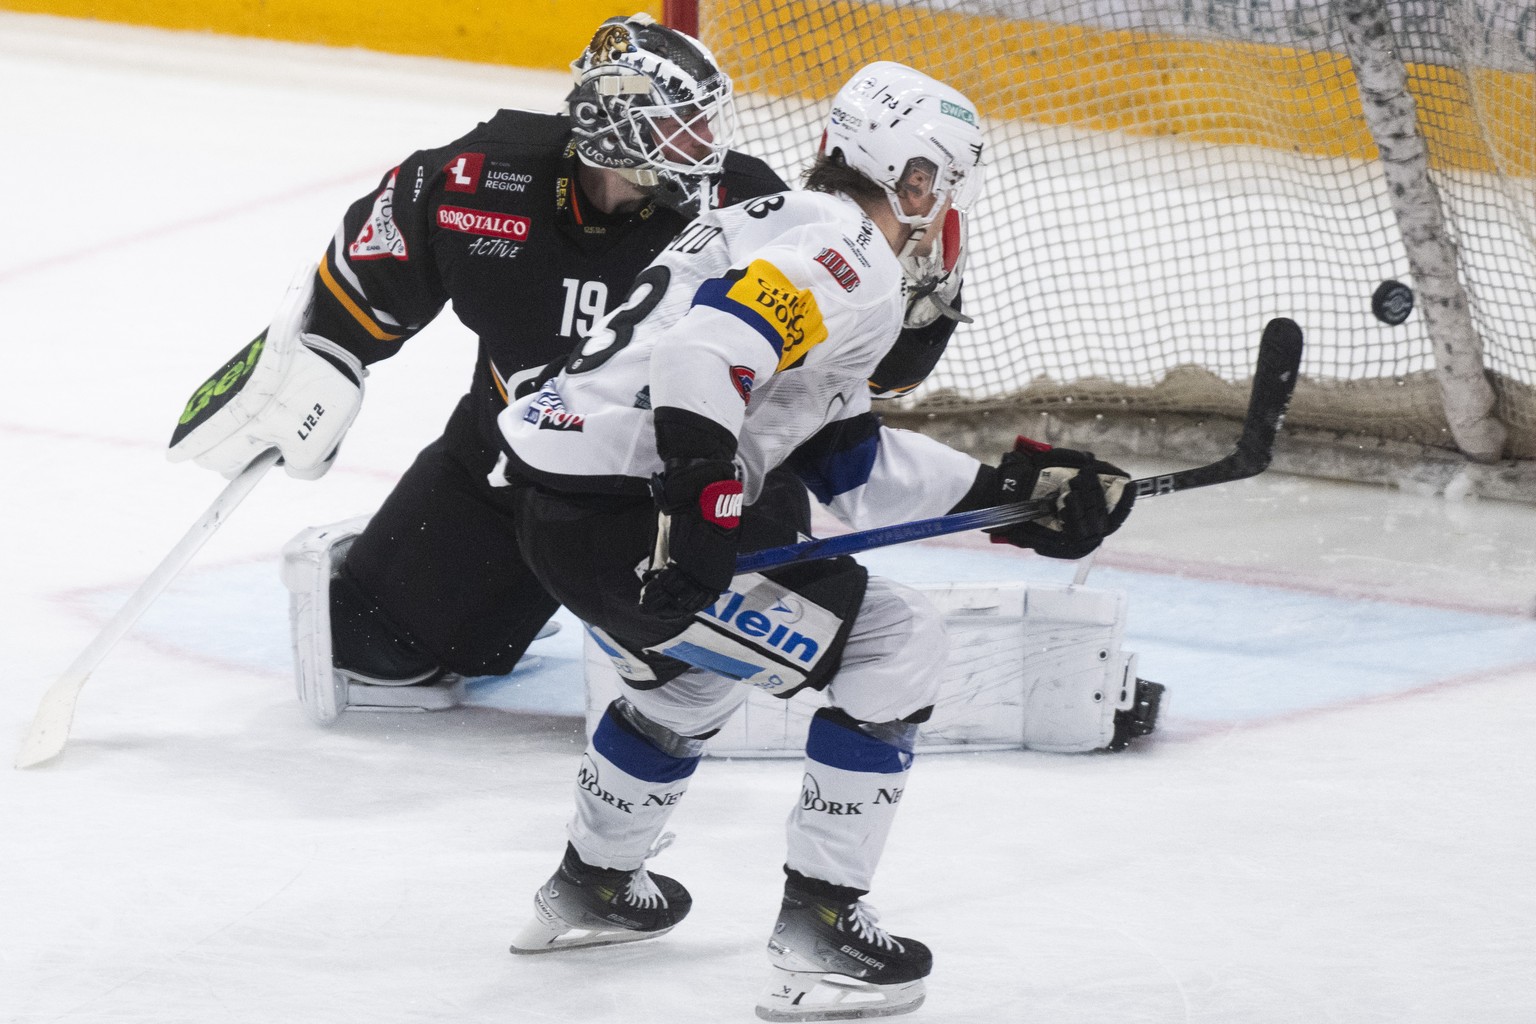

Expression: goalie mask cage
xmin=665 ymin=0 xmax=1536 ymax=499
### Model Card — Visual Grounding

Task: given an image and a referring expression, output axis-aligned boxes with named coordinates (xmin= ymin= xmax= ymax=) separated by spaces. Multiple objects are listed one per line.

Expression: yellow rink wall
xmin=705 ymin=0 xmax=1535 ymax=177
xmin=7 ymin=0 xmax=1530 ymax=176
xmin=0 ymin=0 xmax=664 ymax=70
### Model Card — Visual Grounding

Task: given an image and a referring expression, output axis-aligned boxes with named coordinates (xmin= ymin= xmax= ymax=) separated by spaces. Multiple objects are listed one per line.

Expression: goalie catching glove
xmin=168 ymin=265 xmax=365 ymax=480
xmin=970 ymin=436 xmax=1134 ymax=560
xmin=640 ymin=457 xmax=743 ymax=619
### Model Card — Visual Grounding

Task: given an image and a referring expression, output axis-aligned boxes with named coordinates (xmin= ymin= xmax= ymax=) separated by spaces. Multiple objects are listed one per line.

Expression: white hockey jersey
xmin=497 ymin=189 xmax=981 ymax=532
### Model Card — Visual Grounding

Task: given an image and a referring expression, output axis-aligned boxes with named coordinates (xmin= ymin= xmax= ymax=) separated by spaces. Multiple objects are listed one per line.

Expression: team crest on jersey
xmin=444 ymin=152 xmax=483 ymax=193
xmin=814 ymin=248 xmax=860 ymax=292
xmin=693 ymin=259 xmax=828 ymax=372
xmin=729 ymin=365 xmax=756 ymax=404
xmin=348 ymin=169 xmax=408 ymax=261
xmin=523 ymin=381 xmax=585 ymax=431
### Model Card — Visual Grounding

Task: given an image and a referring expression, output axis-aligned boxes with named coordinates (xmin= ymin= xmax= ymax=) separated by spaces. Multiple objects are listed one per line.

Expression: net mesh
xmin=694 ymin=0 xmax=1536 ymax=460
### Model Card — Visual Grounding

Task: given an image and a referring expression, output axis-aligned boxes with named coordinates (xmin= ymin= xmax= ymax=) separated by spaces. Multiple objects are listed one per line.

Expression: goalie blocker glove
xmin=958 ymin=436 xmax=1134 ymax=560
xmin=168 ymin=265 xmax=365 ymax=481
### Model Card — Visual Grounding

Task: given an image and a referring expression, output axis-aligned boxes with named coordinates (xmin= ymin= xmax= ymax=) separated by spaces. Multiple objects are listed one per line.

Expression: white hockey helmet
xmin=566 ymin=13 xmax=739 ymax=216
xmin=820 ymin=62 xmax=984 ymax=299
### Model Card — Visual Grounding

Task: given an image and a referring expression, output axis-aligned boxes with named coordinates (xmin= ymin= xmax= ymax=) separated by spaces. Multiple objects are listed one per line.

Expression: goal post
xmin=667 ymin=0 xmax=1536 ymax=497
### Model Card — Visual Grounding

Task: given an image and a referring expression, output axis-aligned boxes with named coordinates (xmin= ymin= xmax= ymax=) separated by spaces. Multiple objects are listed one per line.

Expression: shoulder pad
xmin=473 ymin=110 xmax=574 ymax=153
xmin=721 ymin=151 xmax=790 ymax=196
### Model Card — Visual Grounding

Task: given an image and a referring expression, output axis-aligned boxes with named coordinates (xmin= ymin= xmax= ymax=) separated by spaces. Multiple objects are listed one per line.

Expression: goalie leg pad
xmin=911 ymin=581 xmax=1143 ymax=754
xmin=1012 ymin=584 xmax=1138 ymax=754
xmin=281 ymin=515 xmax=464 ymax=723
xmin=281 ymin=517 xmax=367 ymax=724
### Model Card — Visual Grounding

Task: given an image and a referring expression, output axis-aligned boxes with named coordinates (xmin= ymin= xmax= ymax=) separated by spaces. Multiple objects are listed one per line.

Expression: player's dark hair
xmin=802 ymin=152 xmax=884 ymax=204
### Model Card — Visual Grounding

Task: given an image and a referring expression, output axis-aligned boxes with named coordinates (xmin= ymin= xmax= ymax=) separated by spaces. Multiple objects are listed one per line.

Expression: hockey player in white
xmin=495 ymin=63 xmax=1135 ymax=1020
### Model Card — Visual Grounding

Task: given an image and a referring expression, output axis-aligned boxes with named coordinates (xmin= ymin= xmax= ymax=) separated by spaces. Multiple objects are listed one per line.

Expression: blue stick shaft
xmin=734 ymin=497 xmax=1054 ymax=573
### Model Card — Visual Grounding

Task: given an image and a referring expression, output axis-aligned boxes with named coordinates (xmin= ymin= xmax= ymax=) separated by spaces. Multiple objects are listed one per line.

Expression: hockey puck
xmin=1372 ymin=279 xmax=1414 ymax=325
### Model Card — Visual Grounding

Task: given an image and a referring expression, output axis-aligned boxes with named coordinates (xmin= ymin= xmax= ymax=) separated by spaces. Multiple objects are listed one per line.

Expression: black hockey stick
xmin=736 ymin=317 xmax=1303 ymax=574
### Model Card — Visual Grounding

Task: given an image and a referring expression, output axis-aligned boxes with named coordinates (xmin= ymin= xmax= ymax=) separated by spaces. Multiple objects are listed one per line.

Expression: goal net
xmin=681 ymin=0 xmax=1536 ymax=483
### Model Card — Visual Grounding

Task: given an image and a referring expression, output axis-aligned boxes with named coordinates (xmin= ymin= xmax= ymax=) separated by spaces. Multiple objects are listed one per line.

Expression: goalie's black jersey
xmin=304 ymin=108 xmax=787 ymax=449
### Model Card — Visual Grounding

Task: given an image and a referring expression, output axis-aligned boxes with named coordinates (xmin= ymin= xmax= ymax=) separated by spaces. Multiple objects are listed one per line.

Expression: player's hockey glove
xmin=640 ymin=458 xmax=744 ymax=619
xmin=976 ymin=436 xmax=1134 ymax=560
xmin=167 ymin=264 xmax=364 ymax=481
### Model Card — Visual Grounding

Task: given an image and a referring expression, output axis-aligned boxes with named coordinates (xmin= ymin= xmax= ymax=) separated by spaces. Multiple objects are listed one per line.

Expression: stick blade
xmin=1236 ymin=317 xmax=1305 ymax=463
xmin=1251 ymin=317 xmax=1304 ymax=418
xmin=13 ymin=672 xmax=86 ymax=769
xmin=1260 ymin=316 xmax=1304 ymax=368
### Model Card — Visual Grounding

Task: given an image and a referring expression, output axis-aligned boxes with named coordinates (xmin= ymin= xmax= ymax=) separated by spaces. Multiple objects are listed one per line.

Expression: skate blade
xmin=508 ymin=916 xmax=673 ymax=955
xmin=755 ymin=969 xmax=926 ymax=1021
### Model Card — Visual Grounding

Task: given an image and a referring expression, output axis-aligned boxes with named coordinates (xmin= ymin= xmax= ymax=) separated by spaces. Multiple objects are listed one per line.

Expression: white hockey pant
xmin=570 ymin=577 xmax=946 ymax=891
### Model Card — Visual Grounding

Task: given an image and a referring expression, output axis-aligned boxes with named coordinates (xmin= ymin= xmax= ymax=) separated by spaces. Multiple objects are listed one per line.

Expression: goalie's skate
xmin=755 ymin=883 xmax=931 ymax=1021
xmin=1108 ymin=678 xmax=1165 ymax=751
xmin=509 ymin=842 xmax=691 ymax=955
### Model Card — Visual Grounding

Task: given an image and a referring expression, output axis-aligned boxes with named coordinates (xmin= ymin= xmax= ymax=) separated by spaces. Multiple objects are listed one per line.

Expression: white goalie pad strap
xmin=280 ymin=515 xmax=370 ymax=724
xmin=588 ymin=581 xmax=1135 ymax=757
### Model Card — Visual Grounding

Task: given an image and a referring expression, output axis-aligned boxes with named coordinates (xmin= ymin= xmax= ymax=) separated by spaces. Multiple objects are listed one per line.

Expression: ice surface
xmin=3 ymin=15 xmax=1534 ymax=1024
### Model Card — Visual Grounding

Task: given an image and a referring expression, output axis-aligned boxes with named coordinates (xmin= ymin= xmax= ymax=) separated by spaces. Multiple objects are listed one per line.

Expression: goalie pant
xmin=312 ymin=395 xmax=816 ymax=690
xmin=505 ymin=479 xmax=948 ymax=892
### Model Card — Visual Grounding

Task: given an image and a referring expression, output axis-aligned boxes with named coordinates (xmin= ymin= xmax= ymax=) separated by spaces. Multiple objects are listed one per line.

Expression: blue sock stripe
xmin=805 ymin=711 xmax=912 ymax=775
xmin=592 ymin=707 xmax=700 ymax=784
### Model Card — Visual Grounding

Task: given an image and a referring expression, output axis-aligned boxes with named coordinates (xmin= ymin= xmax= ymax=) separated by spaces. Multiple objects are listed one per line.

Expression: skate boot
xmin=1108 ymin=678 xmax=1165 ymax=751
xmin=756 ymin=877 xmax=932 ymax=1021
xmin=509 ymin=841 xmax=692 ymax=954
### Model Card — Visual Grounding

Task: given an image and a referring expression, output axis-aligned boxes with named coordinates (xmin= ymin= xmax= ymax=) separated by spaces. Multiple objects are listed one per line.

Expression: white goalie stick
xmin=736 ymin=317 xmax=1304 ymax=574
xmin=14 ymin=449 xmax=281 ymax=769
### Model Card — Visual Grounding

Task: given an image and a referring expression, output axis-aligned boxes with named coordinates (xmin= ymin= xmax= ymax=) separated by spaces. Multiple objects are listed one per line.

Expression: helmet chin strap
xmin=897 ymin=206 xmax=971 ymax=324
xmin=615 ymin=165 xmax=712 ymax=216
xmin=615 ymin=165 xmax=660 ymax=188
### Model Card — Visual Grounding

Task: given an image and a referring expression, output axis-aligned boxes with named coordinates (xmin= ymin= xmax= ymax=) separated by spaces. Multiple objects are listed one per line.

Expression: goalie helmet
xmin=565 ymin=13 xmax=738 ymax=216
xmin=820 ymin=62 xmax=984 ymax=303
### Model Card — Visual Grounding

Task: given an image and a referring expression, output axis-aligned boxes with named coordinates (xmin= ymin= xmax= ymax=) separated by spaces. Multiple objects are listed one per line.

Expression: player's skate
xmin=509 ymin=842 xmax=692 ymax=955
xmin=756 ymin=881 xmax=932 ymax=1021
